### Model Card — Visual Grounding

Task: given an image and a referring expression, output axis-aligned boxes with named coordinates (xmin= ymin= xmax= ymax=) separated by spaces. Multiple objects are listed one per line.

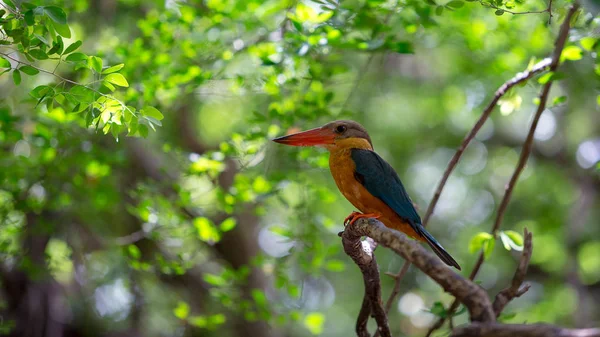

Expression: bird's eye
xmin=336 ymin=125 xmax=347 ymax=133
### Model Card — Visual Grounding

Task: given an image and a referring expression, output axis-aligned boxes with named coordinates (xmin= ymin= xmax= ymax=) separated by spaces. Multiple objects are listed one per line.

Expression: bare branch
xmin=392 ymin=25 xmax=552 ymax=335
xmin=341 ymin=230 xmax=391 ymax=337
xmin=373 ymin=260 xmax=410 ymax=337
xmin=475 ymin=0 xmax=554 ymax=16
xmin=452 ymin=323 xmax=600 ymax=337
xmin=421 ymin=57 xmax=551 ymax=226
xmin=339 ymin=0 xmax=398 ymax=114
xmin=493 ymin=228 xmax=533 ymax=316
xmin=383 ymin=261 xmax=410 ymax=314
xmin=426 ymin=3 xmax=580 ymax=334
xmin=342 ymin=219 xmax=495 ymax=323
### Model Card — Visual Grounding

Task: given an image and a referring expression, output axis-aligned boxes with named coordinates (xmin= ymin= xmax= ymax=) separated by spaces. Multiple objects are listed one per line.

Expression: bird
xmin=272 ymin=120 xmax=461 ymax=270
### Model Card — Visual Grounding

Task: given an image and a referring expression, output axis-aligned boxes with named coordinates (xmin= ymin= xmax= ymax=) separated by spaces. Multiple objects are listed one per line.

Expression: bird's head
xmin=272 ymin=120 xmax=373 ymax=151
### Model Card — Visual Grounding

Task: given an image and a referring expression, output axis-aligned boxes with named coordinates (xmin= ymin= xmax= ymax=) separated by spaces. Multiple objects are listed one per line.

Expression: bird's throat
xmin=326 ymin=138 xmax=373 ymax=152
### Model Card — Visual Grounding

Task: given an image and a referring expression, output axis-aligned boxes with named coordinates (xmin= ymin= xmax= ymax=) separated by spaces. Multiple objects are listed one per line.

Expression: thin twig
xmin=421 ymin=57 xmax=551 ymax=226
xmin=475 ymin=0 xmax=553 ymax=16
xmin=492 ymin=229 xmax=533 ymax=316
xmin=339 ymin=0 xmax=398 ymax=114
xmin=1 ymin=52 xmax=136 ymax=116
xmin=426 ymin=3 xmax=580 ymax=335
xmin=1 ymin=52 xmax=82 ymax=87
xmin=383 ymin=261 xmax=410 ymax=314
xmin=376 ymin=8 xmax=555 ymax=323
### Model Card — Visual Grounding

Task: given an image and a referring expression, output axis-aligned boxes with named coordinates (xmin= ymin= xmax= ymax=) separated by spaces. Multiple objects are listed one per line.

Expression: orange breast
xmin=328 ymin=148 xmax=422 ymax=240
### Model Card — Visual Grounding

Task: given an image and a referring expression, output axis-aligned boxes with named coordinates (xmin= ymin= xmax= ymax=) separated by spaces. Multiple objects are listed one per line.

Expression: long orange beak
xmin=272 ymin=127 xmax=335 ymax=146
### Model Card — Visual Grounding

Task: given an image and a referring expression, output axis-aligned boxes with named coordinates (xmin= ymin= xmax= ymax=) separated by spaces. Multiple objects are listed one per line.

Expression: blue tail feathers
xmin=415 ymin=224 xmax=461 ymax=270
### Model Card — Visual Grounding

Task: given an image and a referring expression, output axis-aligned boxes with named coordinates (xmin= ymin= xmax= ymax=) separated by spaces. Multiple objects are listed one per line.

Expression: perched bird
xmin=273 ymin=120 xmax=461 ymax=270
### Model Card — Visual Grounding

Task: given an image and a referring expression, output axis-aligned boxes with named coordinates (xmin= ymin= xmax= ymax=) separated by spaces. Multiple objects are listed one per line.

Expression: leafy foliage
xmin=1 ymin=0 xmax=600 ymax=336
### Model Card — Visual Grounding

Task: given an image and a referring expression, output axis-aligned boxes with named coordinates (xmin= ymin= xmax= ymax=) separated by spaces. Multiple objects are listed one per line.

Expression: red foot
xmin=344 ymin=211 xmax=381 ymax=226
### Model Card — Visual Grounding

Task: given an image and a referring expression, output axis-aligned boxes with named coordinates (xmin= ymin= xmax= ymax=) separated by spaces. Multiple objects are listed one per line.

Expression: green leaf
xmin=138 ymin=124 xmax=149 ymax=138
xmin=43 ymin=6 xmax=67 ymax=24
xmin=580 ymin=37 xmax=597 ymax=51
xmin=325 ymin=260 xmax=345 ymax=272
xmin=173 ymin=301 xmax=189 ymax=320
xmin=427 ymin=301 xmax=447 ymax=317
xmin=102 ymin=63 xmax=125 ymax=74
xmin=102 ymin=81 xmax=116 ymax=92
xmin=447 ymin=1 xmax=464 ymax=8
xmin=538 ymin=71 xmax=565 ymax=84
xmin=203 ymin=273 xmax=226 ymax=286
xmin=560 ymin=46 xmax=582 ymax=62
xmin=24 ymin=10 xmax=35 ymax=25
xmin=468 ymin=232 xmax=493 ymax=254
xmin=553 ymin=96 xmax=567 ymax=106
xmin=63 ymin=40 xmax=82 ymax=54
xmin=303 ymin=312 xmax=325 ymax=335
xmin=3 ymin=0 xmax=16 ymax=10
xmin=105 ymin=73 xmax=129 ymax=87
xmin=65 ymin=52 xmax=88 ymax=62
xmin=597 ymin=95 xmax=600 ymax=106
xmin=194 ymin=217 xmax=220 ymax=243
xmin=483 ymin=237 xmax=495 ymax=259
xmin=436 ymin=6 xmax=444 ymax=15
xmin=314 ymin=11 xmax=333 ymax=23
xmin=389 ymin=41 xmax=414 ymax=54
xmin=127 ymin=244 xmax=141 ymax=259
xmin=295 ymin=3 xmax=316 ymax=23
xmin=500 ymin=232 xmax=512 ymax=250
xmin=498 ymin=312 xmax=517 ymax=322
xmin=251 ymin=289 xmax=268 ymax=308
xmin=189 ymin=316 xmax=207 ymax=327
xmin=19 ymin=65 xmax=39 ymax=75
xmin=504 ymin=230 xmax=524 ymax=250
xmin=219 ymin=217 xmax=237 ymax=232
xmin=29 ymin=49 xmax=48 ymax=60
xmin=52 ymin=22 xmax=72 ymax=38
xmin=495 ymin=9 xmax=505 ymax=15
xmin=30 ymin=85 xmax=54 ymax=99
xmin=0 ymin=57 xmax=10 ymax=68
xmin=209 ymin=313 xmax=226 ymax=326
xmin=141 ymin=106 xmax=163 ymax=120
xmin=12 ymin=69 xmax=21 ymax=85
xmin=88 ymin=56 xmax=103 ymax=73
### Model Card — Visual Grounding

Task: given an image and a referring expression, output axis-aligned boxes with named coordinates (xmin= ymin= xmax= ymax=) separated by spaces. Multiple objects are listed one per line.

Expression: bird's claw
xmin=344 ymin=211 xmax=381 ymax=227
xmin=344 ymin=211 xmax=362 ymax=226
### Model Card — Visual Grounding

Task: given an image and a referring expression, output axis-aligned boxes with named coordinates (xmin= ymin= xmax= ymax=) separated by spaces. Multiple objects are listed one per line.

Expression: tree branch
xmin=421 ymin=56 xmax=552 ymax=226
xmin=492 ymin=228 xmax=533 ymax=317
xmin=342 ymin=218 xmax=496 ymax=324
xmin=451 ymin=323 xmax=600 ymax=337
xmin=340 ymin=231 xmax=391 ymax=337
xmin=386 ymin=33 xmax=552 ymax=334
xmin=426 ymin=3 xmax=579 ymax=334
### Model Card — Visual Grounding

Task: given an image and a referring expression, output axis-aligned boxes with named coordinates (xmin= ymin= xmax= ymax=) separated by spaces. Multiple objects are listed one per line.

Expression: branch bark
xmin=420 ymin=56 xmax=551 ymax=226
xmin=382 ymin=24 xmax=554 ymax=322
xmin=427 ymin=3 xmax=580 ymax=334
xmin=340 ymin=231 xmax=391 ymax=337
xmin=342 ymin=218 xmax=496 ymax=324
xmin=451 ymin=323 xmax=600 ymax=337
xmin=492 ymin=228 xmax=533 ymax=317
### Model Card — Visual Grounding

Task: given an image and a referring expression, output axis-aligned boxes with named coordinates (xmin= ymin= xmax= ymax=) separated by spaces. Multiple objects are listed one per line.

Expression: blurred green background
xmin=1 ymin=0 xmax=599 ymax=336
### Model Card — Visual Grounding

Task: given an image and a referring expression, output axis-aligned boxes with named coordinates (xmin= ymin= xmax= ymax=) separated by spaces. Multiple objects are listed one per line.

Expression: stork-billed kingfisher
xmin=273 ymin=120 xmax=461 ymax=270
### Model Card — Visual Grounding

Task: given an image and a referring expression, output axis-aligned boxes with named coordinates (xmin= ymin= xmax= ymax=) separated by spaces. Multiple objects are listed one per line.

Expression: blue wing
xmin=350 ymin=148 xmax=461 ymax=270
xmin=350 ymin=148 xmax=421 ymax=227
